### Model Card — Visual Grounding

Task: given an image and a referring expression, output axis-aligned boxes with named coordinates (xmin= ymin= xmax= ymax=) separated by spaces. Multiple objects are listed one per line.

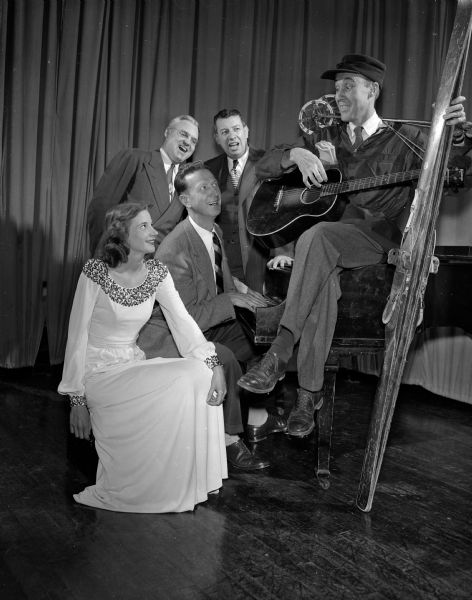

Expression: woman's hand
xmin=206 ymin=365 xmax=227 ymax=406
xmin=70 ymin=405 xmax=92 ymax=440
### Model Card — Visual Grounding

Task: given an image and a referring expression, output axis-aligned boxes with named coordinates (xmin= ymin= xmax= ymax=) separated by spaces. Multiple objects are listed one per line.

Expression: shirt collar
xmin=348 ymin=111 xmax=383 ymax=138
xmin=227 ymin=147 xmax=249 ymax=172
xmin=188 ymin=215 xmax=213 ymax=242
xmin=160 ymin=147 xmax=174 ymax=170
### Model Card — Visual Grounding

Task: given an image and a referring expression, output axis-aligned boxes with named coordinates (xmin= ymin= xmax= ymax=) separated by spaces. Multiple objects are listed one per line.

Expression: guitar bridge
xmin=273 ymin=187 xmax=284 ymax=212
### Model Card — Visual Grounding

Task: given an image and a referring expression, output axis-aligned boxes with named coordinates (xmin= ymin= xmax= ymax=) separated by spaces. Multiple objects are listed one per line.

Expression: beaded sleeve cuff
xmin=69 ymin=395 xmax=88 ymax=408
xmin=204 ymin=355 xmax=223 ymax=370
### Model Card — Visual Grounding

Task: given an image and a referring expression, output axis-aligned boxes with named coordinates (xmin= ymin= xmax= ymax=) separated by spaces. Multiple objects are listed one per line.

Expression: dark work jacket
xmin=256 ymin=122 xmax=426 ymax=250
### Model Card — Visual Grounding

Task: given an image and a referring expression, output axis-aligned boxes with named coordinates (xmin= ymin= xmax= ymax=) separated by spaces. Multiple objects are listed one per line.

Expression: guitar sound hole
xmin=300 ymin=187 xmax=321 ymax=205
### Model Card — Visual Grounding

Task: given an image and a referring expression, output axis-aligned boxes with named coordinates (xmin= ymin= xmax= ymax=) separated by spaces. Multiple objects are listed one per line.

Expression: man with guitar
xmin=238 ymin=53 xmax=469 ymax=438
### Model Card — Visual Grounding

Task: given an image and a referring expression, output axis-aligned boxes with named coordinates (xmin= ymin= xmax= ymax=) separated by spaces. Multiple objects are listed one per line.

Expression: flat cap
xmin=321 ymin=53 xmax=386 ymax=87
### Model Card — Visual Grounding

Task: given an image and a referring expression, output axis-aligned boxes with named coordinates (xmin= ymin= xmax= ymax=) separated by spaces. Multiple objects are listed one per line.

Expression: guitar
xmin=247 ymin=167 xmax=464 ymax=246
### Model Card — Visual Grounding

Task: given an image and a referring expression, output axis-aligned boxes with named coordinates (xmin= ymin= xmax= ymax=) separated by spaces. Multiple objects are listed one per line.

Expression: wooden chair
xmin=315 ymin=263 xmax=393 ymax=489
xmin=247 ymin=262 xmax=394 ymax=489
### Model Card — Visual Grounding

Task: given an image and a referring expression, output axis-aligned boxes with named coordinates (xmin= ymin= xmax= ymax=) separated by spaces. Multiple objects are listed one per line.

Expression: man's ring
xmin=212 ymin=391 xmax=218 ymax=398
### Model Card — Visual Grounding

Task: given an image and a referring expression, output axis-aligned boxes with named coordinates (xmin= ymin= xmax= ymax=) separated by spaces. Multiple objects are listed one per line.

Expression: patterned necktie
xmin=167 ymin=163 xmax=175 ymax=201
xmin=230 ymin=159 xmax=240 ymax=189
xmin=212 ymin=232 xmax=224 ymax=294
xmin=352 ymin=126 xmax=364 ymax=150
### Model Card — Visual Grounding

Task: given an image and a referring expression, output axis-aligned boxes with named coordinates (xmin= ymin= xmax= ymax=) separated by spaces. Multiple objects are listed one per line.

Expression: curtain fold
xmin=0 ymin=0 xmax=58 ymax=366
xmin=47 ymin=0 xmax=111 ymax=363
xmin=1 ymin=0 xmax=470 ymax=367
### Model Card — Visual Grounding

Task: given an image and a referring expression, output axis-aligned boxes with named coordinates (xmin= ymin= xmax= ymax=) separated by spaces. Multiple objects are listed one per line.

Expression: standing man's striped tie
xmin=230 ymin=159 xmax=240 ymax=189
xmin=212 ymin=231 xmax=224 ymax=294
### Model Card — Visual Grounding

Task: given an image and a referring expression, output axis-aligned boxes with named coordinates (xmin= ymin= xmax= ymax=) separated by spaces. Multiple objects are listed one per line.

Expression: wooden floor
xmin=1 ymin=359 xmax=471 ymax=600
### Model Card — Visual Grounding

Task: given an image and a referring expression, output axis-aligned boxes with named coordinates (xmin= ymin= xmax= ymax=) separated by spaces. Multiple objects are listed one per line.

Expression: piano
xmin=236 ymin=266 xmax=291 ymax=344
xmin=236 ymin=261 xmax=394 ymax=347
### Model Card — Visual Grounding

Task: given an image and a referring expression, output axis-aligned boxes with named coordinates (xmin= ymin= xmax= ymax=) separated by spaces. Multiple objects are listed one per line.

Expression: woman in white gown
xmin=58 ymin=202 xmax=227 ymax=513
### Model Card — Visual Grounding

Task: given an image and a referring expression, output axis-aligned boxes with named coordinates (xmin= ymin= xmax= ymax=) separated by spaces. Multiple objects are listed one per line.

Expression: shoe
xmin=287 ymin=388 xmax=324 ymax=438
xmin=226 ymin=439 xmax=270 ymax=471
xmin=246 ymin=413 xmax=288 ymax=443
xmin=237 ymin=352 xmax=286 ymax=394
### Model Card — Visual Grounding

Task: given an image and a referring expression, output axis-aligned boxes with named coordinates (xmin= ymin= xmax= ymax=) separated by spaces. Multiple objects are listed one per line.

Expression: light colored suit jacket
xmin=137 ymin=218 xmax=236 ymax=358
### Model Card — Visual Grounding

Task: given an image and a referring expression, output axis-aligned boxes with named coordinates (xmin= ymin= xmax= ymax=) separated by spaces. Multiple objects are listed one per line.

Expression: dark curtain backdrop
xmin=1 ymin=0 xmax=471 ymax=367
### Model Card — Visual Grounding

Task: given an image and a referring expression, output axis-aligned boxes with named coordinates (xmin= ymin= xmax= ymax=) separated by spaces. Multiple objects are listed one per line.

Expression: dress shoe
xmin=226 ymin=439 xmax=270 ymax=471
xmin=237 ymin=352 xmax=286 ymax=394
xmin=246 ymin=413 xmax=288 ymax=443
xmin=287 ymin=388 xmax=324 ymax=438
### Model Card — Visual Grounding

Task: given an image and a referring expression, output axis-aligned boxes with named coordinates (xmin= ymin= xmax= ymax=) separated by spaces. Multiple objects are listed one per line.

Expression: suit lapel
xmin=215 ymin=223 xmax=236 ymax=292
xmin=237 ymin=148 xmax=265 ymax=271
xmin=239 ymin=150 xmax=260 ymax=215
xmin=216 ymin=155 xmax=230 ymax=190
xmin=182 ymin=219 xmax=235 ymax=294
xmin=182 ymin=220 xmax=217 ymax=293
xmin=144 ymin=151 xmax=173 ymax=219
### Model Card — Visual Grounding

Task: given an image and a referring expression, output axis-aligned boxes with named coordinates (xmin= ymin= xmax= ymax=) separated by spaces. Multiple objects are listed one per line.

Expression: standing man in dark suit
xmin=87 ymin=115 xmax=199 ymax=256
xmin=138 ymin=163 xmax=287 ymax=472
xmin=205 ymin=109 xmax=282 ymax=294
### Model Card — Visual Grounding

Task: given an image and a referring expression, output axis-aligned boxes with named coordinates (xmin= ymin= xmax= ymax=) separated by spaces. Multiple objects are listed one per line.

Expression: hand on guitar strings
xmin=286 ymin=147 xmax=327 ymax=188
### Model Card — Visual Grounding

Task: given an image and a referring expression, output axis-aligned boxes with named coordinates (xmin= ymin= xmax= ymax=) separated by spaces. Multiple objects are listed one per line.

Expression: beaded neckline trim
xmin=83 ymin=259 xmax=168 ymax=306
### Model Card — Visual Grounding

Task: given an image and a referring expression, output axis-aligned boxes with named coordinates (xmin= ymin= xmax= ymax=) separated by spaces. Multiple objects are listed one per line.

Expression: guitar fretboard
xmin=320 ymin=170 xmax=421 ymax=197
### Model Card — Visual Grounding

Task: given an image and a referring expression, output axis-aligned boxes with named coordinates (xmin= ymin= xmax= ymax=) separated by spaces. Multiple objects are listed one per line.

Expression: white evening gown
xmin=58 ymin=258 xmax=227 ymax=513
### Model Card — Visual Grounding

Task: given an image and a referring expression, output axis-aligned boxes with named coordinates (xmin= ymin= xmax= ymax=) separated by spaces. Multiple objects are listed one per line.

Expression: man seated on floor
xmin=238 ymin=53 xmax=469 ymax=438
xmin=138 ymin=162 xmax=288 ymax=472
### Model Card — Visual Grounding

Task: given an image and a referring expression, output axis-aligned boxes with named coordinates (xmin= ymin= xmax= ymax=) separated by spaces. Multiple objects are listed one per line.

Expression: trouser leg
xmin=297 ymin=269 xmax=341 ymax=391
xmin=205 ymin=320 xmax=255 ymax=364
xmin=204 ymin=321 xmax=256 ymax=435
xmin=274 ymin=222 xmax=386 ymax=389
xmin=211 ymin=343 xmax=244 ymax=435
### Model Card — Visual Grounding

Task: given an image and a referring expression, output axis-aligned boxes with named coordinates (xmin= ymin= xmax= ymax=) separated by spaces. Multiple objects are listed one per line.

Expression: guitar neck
xmin=321 ymin=169 xmax=422 ymax=198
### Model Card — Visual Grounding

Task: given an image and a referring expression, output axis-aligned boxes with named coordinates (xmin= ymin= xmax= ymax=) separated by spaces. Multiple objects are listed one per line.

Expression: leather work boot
xmin=237 ymin=352 xmax=286 ymax=394
xmin=287 ymin=388 xmax=324 ymax=438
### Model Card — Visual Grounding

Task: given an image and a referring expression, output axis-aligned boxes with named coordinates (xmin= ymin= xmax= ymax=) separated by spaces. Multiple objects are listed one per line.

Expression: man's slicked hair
xmin=213 ymin=108 xmax=245 ymax=134
xmin=174 ymin=161 xmax=207 ymax=196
